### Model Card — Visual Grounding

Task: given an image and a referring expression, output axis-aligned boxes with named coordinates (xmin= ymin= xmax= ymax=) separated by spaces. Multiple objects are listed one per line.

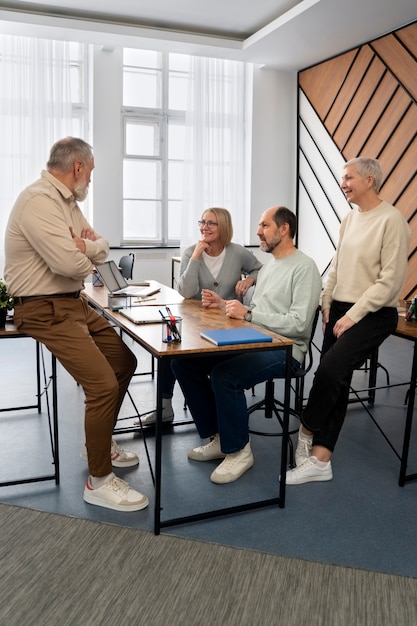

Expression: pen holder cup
xmin=162 ymin=316 xmax=182 ymax=343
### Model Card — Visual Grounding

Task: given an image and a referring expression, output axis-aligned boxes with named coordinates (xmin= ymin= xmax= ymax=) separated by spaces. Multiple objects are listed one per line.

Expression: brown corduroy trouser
xmin=13 ymin=294 xmax=137 ymax=477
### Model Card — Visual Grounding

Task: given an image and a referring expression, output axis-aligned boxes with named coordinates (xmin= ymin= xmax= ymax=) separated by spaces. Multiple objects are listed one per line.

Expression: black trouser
xmin=301 ymin=301 xmax=398 ymax=452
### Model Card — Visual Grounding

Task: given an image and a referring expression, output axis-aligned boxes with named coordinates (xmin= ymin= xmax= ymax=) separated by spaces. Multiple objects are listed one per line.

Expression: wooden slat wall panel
xmin=324 ymin=47 xmax=374 ymax=134
xmin=298 ymin=51 xmax=356 ymax=119
xmin=333 ymin=56 xmax=386 ymax=148
xmin=380 ymin=141 xmax=417 ymax=202
xmin=343 ymin=72 xmax=397 ymax=157
xmin=298 ymin=20 xmax=417 ymax=300
xmin=372 ymin=34 xmax=417 ymax=102
xmin=397 ymin=23 xmax=417 ymax=56
xmin=378 ymin=110 xmax=417 ymax=178
xmin=360 ymin=89 xmax=411 ymax=157
xmin=395 ymin=176 xmax=417 ymax=222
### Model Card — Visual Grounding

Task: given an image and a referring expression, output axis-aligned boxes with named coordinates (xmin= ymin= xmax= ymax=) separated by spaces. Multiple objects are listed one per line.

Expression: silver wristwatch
xmin=244 ymin=310 xmax=252 ymax=322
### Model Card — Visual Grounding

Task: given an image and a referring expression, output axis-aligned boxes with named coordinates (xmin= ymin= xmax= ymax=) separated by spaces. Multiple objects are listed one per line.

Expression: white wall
xmin=249 ymin=66 xmax=297 ymax=243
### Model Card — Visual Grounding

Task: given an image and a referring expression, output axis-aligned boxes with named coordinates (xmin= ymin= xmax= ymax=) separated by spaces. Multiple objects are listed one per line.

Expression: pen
xmin=159 ymin=309 xmax=172 ymax=341
xmin=165 ymin=306 xmax=181 ymax=341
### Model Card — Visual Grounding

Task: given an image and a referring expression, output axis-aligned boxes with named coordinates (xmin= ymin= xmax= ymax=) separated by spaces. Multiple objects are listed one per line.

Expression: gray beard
xmin=73 ymin=185 xmax=89 ymax=202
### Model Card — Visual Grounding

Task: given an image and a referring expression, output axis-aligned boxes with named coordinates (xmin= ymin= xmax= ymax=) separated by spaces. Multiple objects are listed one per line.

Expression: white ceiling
xmin=0 ymin=0 xmax=416 ymax=70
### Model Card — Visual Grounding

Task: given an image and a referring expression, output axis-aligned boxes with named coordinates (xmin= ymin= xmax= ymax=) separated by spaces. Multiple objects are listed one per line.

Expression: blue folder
xmin=200 ymin=327 xmax=273 ymax=346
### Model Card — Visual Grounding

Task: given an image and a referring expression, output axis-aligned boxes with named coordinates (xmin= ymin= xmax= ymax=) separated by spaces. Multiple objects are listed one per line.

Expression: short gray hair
xmin=47 ymin=137 xmax=93 ymax=173
xmin=345 ymin=157 xmax=383 ymax=193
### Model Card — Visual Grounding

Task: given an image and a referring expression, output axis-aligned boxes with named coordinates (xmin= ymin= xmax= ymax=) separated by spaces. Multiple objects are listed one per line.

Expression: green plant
xmin=0 ymin=279 xmax=14 ymax=310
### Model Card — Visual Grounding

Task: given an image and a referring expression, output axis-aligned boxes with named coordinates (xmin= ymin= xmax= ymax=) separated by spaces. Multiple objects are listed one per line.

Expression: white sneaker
xmin=133 ymin=398 xmax=174 ymax=426
xmin=80 ymin=440 xmax=139 ymax=468
xmin=295 ymin=427 xmax=313 ymax=466
xmin=285 ymin=456 xmax=332 ymax=485
xmin=210 ymin=442 xmax=254 ymax=484
xmin=188 ymin=434 xmax=226 ymax=461
xmin=83 ymin=473 xmax=149 ymax=512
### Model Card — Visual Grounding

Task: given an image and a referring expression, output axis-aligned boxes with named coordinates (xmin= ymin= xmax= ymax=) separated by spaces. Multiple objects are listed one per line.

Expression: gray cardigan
xmin=177 ymin=242 xmax=262 ymax=300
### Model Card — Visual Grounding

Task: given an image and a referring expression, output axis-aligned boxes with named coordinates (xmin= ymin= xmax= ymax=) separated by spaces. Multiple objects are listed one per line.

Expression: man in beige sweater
xmin=5 ymin=137 xmax=148 ymax=512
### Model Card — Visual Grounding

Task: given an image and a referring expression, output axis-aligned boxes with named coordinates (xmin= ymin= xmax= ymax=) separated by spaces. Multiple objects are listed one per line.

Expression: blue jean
xmin=171 ymin=351 xmax=300 ymax=454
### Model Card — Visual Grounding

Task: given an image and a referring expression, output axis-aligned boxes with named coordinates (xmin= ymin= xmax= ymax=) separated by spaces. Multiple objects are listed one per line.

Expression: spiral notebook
xmin=200 ymin=328 xmax=273 ymax=346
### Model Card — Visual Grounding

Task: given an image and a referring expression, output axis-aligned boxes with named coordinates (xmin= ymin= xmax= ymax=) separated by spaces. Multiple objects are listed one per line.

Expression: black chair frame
xmin=248 ymin=307 xmax=320 ymax=467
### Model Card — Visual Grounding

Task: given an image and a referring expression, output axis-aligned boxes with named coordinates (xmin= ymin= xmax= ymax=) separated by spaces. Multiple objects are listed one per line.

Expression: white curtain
xmin=0 ymin=35 xmax=74 ymax=274
xmin=181 ymin=57 xmax=248 ymax=251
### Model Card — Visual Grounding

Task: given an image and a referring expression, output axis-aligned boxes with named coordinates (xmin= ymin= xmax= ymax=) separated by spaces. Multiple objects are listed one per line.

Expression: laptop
xmin=118 ymin=307 xmax=165 ymax=325
xmin=95 ymin=260 xmax=160 ymax=298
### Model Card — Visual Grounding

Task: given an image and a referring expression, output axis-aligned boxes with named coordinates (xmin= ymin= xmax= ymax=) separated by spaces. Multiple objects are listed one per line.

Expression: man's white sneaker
xmin=80 ymin=440 xmax=139 ymax=468
xmin=210 ymin=442 xmax=254 ymax=484
xmin=188 ymin=434 xmax=226 ymax=461
xmin=285 ymin=456 xmax=332 ymax=485
xmin=295 ymin=428 xmax=313 ymax=466
xmin=133 ymin=398 xmax=174 ymax=426
xmin=83 ymin=473 xmax=149 ymax=511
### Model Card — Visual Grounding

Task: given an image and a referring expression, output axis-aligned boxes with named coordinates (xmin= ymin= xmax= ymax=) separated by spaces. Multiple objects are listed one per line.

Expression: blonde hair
xmin=201 ymin=208 xmax=233 ymax=246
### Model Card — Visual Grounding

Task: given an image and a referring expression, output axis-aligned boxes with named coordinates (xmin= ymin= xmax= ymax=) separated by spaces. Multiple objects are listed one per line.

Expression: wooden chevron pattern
xmin=298 ymin=21 xmax=417 ymax=299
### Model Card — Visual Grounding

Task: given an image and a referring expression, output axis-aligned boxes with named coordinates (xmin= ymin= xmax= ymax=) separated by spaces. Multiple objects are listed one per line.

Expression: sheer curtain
xmin=180 ymin=57 xmax=249 ymax=251
xmin=0 ymin=35 xmax=74 ymax=274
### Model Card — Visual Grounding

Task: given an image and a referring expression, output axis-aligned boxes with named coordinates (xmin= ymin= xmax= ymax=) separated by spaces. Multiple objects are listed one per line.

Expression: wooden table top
xmin=84 ymin=284 xmax=293 ymax=359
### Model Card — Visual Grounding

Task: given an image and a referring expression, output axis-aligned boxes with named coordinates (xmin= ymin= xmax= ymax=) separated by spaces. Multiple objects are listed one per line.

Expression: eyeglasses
xmin=198 ymin=220 xmax=218 ymax=228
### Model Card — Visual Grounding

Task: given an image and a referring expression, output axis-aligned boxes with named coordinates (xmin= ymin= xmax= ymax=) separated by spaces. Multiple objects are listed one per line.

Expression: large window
xmin=0 ymin=36 xmax=90 ymax=272
xmin=122 ymin=49 xmax=190 ymax=245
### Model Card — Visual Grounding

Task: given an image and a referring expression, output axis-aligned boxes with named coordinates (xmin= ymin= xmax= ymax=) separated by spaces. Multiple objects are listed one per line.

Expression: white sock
xmin=89 ymin=472 xmax=114 ymax=489
xmin=310 ymin=456 xmax=329 ymax=468
xmin=299 ymin=426 xmax=313 ymax=442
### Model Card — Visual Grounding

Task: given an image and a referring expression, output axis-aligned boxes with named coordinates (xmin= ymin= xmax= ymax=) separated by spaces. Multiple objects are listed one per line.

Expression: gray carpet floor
xmin=2 ymin=501 xmax=417 ymax=626
xmin=1 ymin=329 xmax=417 ymax=590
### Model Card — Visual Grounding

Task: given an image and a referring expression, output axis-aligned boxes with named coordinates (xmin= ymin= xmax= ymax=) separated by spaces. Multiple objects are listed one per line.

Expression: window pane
xmin=123 ymin=68 xmax=161 ymax=107
xmin=168 ymin=73 xmax=188 ymax=110
xmin=123 ymin=200 xmax=160 ymax=239
xmin=123 ymin=160 xmax=161 ymax=199
xmin=168 ymin=200 xmax=182 ymax=240
xmin=169 ymin=53 xmax=190 ymax=72
xmin=125 ymin=121 xmax=160 ymax=157
xmin=123 ymin=48 xmax=160 ymax=69
xmin=168 ymin=122 xmax=185 ymax=160
xmin=168 ymin=161 xmax=183 ymax=198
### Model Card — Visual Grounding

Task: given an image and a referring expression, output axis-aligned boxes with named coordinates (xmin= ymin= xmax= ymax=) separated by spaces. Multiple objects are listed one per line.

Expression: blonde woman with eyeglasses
xmin=177 ymin=207 xmax=262 ymax=301
xmin=139 ymin=207 xmax=262 ymax=426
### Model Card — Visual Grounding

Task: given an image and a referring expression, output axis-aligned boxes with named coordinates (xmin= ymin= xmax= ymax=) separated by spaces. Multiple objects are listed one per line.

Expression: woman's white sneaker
xmin=295 ymin=427 xmax=313 ymax=466
xmin=285 ymin=456 xmax=332 ymax=485
xmin=83 ymin=473 xmax=149 ymax=511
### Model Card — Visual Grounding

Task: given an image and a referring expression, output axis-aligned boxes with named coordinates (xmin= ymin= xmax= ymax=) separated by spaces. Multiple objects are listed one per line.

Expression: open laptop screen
xmin=95 ymin=260 xmax=127 ymax=292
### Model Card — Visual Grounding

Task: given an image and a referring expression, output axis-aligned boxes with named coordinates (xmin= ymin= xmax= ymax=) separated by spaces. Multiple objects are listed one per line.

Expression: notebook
xmin=118 ymin=307 xmax=166 ymax=325
xmin=200 ymin=328 xmax=273 ymax=346
xmin=95 ymin=260 xmax=160 ymax=298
